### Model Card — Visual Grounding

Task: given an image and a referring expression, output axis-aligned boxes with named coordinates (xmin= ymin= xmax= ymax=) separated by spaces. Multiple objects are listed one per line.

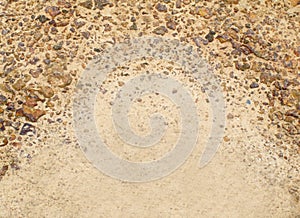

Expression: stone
xmin=153 ymin=26 xmax=168 ymax=35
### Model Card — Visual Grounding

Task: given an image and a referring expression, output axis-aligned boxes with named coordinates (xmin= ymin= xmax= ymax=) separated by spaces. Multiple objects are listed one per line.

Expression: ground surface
xmin=0 ymin=0 xmax=299 ymax=217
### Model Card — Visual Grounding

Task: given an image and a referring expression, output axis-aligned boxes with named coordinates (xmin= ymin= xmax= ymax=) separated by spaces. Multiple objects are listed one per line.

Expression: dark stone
xmin=156 ymin=3 xmax=168 ymax=12
xmin=250 ymin=82 xmax=259 ymax=89
xmin=53 ymin=44 xmax=62 ymax=50
xmin=79 ymin=0 xmax=93 ymax=9
xmin=153 ymin=26 xmax=168 ymax=35
xmin=20 ymin=123 xmax=36 ymax=135
xmin=0 ymin=95 xmax=7 ymax=105
xmin=95 ymin=0 xmax=110 ymax=10
xmin=205 ymin=30 xmax=216 ymax=42
xmin=37 ymin=15 xmax=49 ymax=23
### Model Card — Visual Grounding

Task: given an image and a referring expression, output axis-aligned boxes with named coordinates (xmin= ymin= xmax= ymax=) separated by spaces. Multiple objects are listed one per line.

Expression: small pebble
xmin=156 ymin=3 xmax=168 ymax=12
xmin=153 ymin=26 xmax=168 ymax=35
xmin=205 ymin=30 xmax=216 ymax=42
xmin=250 ymin=82 xmax=259 ymax=89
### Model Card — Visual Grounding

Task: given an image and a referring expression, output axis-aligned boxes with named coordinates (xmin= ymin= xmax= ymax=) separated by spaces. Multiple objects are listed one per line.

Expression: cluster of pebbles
xmin=0 ymin=0 xmax=299 ymax=209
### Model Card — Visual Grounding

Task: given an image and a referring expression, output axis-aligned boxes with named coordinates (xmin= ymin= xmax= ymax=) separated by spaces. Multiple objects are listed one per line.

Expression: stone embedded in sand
xmin=283 ymin=123 xmax=299 ymax=135
xmin=29 ymin=68 xmax=43 ymax=78
xmin=0 ymin=119 xmax=5 ymax=131
xmin=45 ymin=6 xmax=61 ymax=18
xmin=129 ymin=23 xmax=138 ymax=30
xmin=196 ymin=7 xmax=212 ymax=19
xmin=260 ymin=72 xmax=278 ymax=85
xmin=81 ymin=32 xmax=90 ymax=39
xmin=0 ymin=95 xmax=7 ymax=105
xmin=53 ymin=43 xmax=63 ymax=50
xmin=0 ymin=136 xmax=8 ymax=147
xmin=235 ymin=62 xmax=250 ymax=71
xmin=294 ymin=46 xmax=300 ymax=57
xmin=153 ymin=26 xmax=168 ymax=35
xmin=223 ymin=136 xmax=230 ymax=142
xmin=250 ymin=82 xmax=259 ymax=89
xmin=79 ymin=0 xmax=93 ymax=9
xmin=73 ymin=19 xmax=86 ymax=29
xmin=24 ymin=95 xmax=39 ymax=107
xmin=20 ymin=123 xmax=36 ymax=135
xmin=156 ymin=3 xmax=168 ymax=12
xmin=12 ymin=79 xmax=26 ymax=91
xmin=37 ymin=15 xmax=49 ymax=23
xmin=175 ymin=0 xmax=181 ymax=8
xmin=57 ymin=0 xmax=71 ymax=8
xmin=205 ymin=30 xmax=216 ymax=42
xmin=166 ymin=21 xmax=176 ymax=30
xmin=227 ymin=113 xmax=234 ymax=119
xmin=216 ymin=34 xmax=230 ymax=43
xmin=38 ymin=86 xmax=54 ymax=98
xmin=289 ymin=0 xmax=300 ymax=6
xmin=225 ymin=0 xmax=239 ymax=4
xmin=0 ymin=165 xmax=8 ymax=178
xmin=16 ymin=105 xmax=46 ymax=122
xmin=59 ymin=74 xmax=72 ymax=88
xmin=95 ymin=0 xmax=110 ymax=10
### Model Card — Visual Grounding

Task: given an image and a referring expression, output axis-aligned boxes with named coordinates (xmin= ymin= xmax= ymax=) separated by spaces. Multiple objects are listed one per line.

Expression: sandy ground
xmin=0 ymin=0 xmax=299 ymax=217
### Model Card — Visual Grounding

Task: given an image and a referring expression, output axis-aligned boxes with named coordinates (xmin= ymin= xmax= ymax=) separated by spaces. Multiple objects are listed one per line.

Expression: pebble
xmin=20 ymin=123 xmax=36 ymax=135
xmin=94 ymin=0 xmax=110 ymax=10
xmin=44 ymin=59 xmax=51 ymax=65
xmin=45 ymin=6 xmax=61 ymax=18
xmin=235 ymin=62 xmax=250 ymax=71
xmin=156 ymin=3 xmax=168 ymax=12
xmin=0 ymin=136 xmax=7 ymax=147
xmin=0 ymin=119 xmax=4 ymax=131
xmin=12 ymin=79 xmax=26 ymax=91
xmin=81 ymin=32 xmax=90 ymax=39
xmin=0 ymin=95 xmax=7 ymax=105
xmin=37 ymin=15 xmax=49 ymax=23
xmin=175 ymin=0 xmax=181 ymax=8
xmin=250 ymin=82 xmax=259 ymax=89
xmin=129 ymin=23 xmax=138 ymax=30
xmin=205 ymin=30 xmax=216 ymax=42
xmin=39 ymin=86 xmax=54 ymax=98
xmin=223 ymin=136 xmax=230 ymax=142
xmin=24 ymin=95 xmax=39 ymax=107
xmin=153 ymin=26 xmax=168 ymax=35
xmin=73 ymin=20 xmax=86 ymax=29
xmin=16 ymin=105 xmax=46 ymax=122
xmin=166 ymin=21 xmax=176 ymax=30
xmin=225 ymin=0 xmax=239 ymax=4
xmin=79 ymin=0 xmax=93 ymax=9
xmin=227 ymin=113 xmax=234 ymax=119
xmin=289 ymin=0 xmax=300 ymax=6
xmin=294 ymin=46 xmax=300 ymax=57
xmin=53 ymin=44 xmax=62 ymax=50
xmin=216 ymin=34 xmax=230 ymax=43
xmin=0 ymin=166 xmax=8 ymax=178
xmin=197 ymin=7 xmax=212 ymax=19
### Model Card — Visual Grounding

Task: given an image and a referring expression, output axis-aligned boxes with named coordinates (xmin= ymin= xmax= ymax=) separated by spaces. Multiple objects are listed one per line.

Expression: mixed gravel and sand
xmin=0 ymin=0 xmax=299 ymax=217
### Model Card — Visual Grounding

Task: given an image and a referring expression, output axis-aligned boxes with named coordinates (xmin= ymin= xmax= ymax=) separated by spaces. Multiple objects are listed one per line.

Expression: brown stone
xmin=24 ymin=95 xmax=39 ymax=107
xmin=0 ymin=136 xmax=8 ymax=147
xmin=166 ymin=21 xmax=176 ymax=30
xmin=17 ymin=105 xmax=46 ymax=122
xmin=39 ymin=86 xmax=54 ymax=98
xmin=226 ymin=0 xmax=239 ymax=4
xmin=45 ymin=6 xmax=61 ymax=18
xmin=12 ymin=79 xmax=26 ymax=91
